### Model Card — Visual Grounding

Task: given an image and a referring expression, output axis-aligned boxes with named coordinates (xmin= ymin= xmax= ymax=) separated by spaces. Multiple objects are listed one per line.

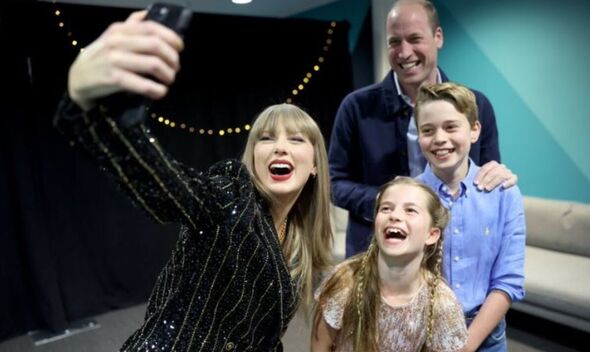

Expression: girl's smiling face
xmin=374 ymin=184 xmax=440 ymax=261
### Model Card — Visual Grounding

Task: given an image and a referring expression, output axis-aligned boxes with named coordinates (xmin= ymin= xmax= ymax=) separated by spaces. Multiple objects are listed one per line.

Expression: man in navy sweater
xmin=329 ymin=0 xmax=517 ymax=257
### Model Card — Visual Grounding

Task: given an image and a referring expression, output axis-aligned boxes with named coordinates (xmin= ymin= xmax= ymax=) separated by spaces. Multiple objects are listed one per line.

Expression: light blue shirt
xmin=393 ymin=70 xmax=442 ymax=177
xmin=417 ymin=161 xmax=526 ymax=313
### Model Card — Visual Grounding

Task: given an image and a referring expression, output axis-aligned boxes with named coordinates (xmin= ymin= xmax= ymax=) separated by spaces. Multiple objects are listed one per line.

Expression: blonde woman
xmin=312 ymin=177 xmax=466 ymax=351
xmin=54 ymin=11 xmax=332 ymax=352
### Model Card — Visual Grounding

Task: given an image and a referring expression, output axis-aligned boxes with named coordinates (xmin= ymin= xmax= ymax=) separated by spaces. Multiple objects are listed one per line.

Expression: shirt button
xmin=225 ymin=342 xmax=235 ymax=351
xmin=455 ymin=283 xmax=461 ymax=289
xmin=454 ymin=256 xmax=460 ymax=262
xmin=454 ymin=228 xmax=460 ymax=234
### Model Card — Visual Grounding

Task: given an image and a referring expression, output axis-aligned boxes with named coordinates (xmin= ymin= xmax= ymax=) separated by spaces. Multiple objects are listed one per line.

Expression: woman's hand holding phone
xmin=68 ymin=4 xmax=191 ymax=112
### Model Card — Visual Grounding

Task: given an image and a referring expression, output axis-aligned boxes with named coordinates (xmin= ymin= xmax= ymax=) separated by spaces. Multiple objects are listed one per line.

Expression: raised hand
xmin=68 ymin=10 xmax=184 ymax=111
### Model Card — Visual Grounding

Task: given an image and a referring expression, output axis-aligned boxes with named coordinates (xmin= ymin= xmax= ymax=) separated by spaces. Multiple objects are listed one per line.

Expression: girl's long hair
xmin=314 ymin=177 xmax=448 ymax=351
xmin=242 ymin=103 xmax=333 ymax=312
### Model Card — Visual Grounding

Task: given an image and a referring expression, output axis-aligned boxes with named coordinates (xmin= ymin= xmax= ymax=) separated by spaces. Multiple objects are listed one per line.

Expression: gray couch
xmin=512 ymin=196 xmax=590 ymax=332
xmin=331 ymin=196 xmax=590 ymax=331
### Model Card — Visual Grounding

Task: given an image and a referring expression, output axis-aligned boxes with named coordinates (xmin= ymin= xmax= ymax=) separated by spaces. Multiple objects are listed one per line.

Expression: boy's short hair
xmin=415 ymin=82 xmax=479 ymax=127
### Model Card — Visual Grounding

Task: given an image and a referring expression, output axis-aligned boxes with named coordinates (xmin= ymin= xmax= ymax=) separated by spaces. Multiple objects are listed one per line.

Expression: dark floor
xmin=504 ymin=309 xmax=587 ymax=352
xmin=0 ymin=304 xmax=587 ymax=352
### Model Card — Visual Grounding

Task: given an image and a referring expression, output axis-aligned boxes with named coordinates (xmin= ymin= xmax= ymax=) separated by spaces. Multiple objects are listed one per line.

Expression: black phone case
xmin=103 ymin=3 xmax=193 ymax=129
xmin=146 ymin=3 xmax=192 ymax=37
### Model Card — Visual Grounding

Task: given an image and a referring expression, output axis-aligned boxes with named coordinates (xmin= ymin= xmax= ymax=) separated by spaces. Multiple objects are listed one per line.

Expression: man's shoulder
xmin=338 ymin=78 xmax=402 ymax=119
xmin=344 ymin=80 xmax=388 ymax=101
xmin=470 ymin=88 xmax=493 ymax=107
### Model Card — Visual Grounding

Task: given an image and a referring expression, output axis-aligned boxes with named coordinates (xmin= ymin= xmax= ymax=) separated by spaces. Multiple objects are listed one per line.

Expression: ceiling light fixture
xmin=232 ymin=0 xmax=253 ymax=4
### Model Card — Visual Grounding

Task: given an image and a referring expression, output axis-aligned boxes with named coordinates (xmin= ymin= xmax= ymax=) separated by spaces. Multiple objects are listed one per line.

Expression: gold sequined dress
xmin=55 ymin=97 xmax=298 ymax=351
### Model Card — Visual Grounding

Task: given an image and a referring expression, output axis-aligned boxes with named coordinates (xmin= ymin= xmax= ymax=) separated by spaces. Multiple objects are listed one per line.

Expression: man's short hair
xmin=391 ymin=0 xmax=440 ymax=34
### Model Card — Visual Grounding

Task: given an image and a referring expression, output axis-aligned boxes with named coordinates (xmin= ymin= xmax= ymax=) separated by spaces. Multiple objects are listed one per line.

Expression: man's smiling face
xmin=387 ymin=2 xmax=443 ymax=94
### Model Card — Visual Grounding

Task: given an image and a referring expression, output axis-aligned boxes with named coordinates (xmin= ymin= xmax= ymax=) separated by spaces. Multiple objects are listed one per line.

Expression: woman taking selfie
xmin=54 ymin=11 xmax=333 ymax=351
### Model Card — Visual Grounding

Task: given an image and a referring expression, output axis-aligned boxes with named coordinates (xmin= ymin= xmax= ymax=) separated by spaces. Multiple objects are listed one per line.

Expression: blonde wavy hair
xmin=314 ymin=177 xmax=448 ymax=351
xmin=241 ymin=103 xmax=333 ymax=312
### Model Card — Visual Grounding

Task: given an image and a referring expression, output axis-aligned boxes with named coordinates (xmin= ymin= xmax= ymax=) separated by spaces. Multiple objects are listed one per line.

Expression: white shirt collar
xmin=393 ymin=68 xmax=442 ymax=107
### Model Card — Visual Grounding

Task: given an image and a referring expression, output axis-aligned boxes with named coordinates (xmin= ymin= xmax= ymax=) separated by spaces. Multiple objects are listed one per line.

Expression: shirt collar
xmin=422 ymin=159 xmax=479 ymax=198
xmin=393 ymin=68 xmax=442 ymax=107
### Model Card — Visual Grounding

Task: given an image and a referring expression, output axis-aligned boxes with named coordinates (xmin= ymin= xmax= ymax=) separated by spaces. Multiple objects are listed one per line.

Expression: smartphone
xmin=105 ymin=3 xmax=193 ymax=129
xmin=145 ymin=3 xmax=193 ymax=37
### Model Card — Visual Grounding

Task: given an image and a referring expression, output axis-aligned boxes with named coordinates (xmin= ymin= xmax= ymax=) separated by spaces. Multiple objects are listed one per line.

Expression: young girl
xmin=312 ymin=177 xmax=467 ymax=352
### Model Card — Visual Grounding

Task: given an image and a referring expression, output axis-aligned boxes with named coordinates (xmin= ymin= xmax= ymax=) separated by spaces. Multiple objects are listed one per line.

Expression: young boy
xmin=414 ymin=82 xmax=525 ymax=352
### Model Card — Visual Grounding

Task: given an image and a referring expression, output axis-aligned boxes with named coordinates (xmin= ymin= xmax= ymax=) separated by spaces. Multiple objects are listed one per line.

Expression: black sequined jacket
xmin=54 ymin=96 xmax=298 ymax=351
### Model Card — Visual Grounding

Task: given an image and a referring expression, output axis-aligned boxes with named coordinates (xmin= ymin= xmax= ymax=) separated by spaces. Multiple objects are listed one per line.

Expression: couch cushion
xmin=524 ymin=196 xmax=590 ymax=257
xmin=331 ymin=205 xmax=349 ymax=261
xmin=524 ymin=246 xmax=590 ymax=320
xmin=331 ymin=205 xmax=349 ymax=235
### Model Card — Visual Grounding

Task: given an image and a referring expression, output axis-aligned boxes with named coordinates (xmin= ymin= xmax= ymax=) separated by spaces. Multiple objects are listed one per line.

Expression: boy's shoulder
xmin=467 ymin=178 xmax=524 ymax=204
xmin=462 ymin=162 xmax=524 ymax=203
xmin=416 ymin=162 xmax=524 ymax=210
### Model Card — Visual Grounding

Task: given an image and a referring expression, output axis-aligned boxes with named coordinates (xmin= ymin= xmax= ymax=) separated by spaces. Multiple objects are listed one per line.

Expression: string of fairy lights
xmin=50 ymin=1 xmax=337 ymax=138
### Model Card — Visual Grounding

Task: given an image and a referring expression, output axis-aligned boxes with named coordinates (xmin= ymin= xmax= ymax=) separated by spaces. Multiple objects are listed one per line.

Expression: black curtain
xmin=0 ymin=1 xmax=352 ymax=342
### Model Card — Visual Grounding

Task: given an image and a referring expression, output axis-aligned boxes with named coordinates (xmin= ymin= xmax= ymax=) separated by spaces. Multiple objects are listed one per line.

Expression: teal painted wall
xmin=297 ymin=0 xmax=590 ymax=203
xmin=292 ymin=0 xmax=370 ymax=52
xmin=434 ymin=0 xmax=590 ymax=203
